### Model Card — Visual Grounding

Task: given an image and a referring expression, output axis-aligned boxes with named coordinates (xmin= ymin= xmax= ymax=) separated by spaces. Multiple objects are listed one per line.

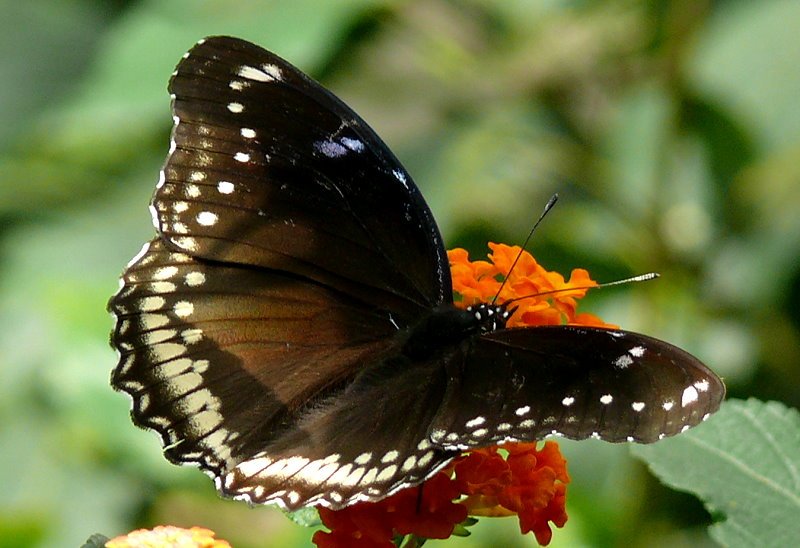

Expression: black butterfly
xmin=109 ymin=36 xmax=725 ymax=511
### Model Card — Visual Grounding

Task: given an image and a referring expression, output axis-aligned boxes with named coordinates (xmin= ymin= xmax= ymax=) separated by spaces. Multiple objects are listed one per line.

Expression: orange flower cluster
xmin=454 ymin=442 xmax=569 ymax=546
xmin=449 ymin=243 xmax=615 ymax=328
xmin=313 ymin=442 xmax=569 ymax=548
xmin=312 ymin=244 xmax=609 ymax=547
xmin=313 ymin=473 xmax=468 ymax=548
xmin=105 ymin=525 xmax=231 ymax=547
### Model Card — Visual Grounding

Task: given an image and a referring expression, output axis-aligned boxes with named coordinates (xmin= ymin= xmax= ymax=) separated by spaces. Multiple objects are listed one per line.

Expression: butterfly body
xmin=109 ymin=36 xmax=724 ymax=511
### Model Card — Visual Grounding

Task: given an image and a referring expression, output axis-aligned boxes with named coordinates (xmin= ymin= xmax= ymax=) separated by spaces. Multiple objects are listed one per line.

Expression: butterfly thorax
xmin=402 ymin=303 xmax=510 ymax=360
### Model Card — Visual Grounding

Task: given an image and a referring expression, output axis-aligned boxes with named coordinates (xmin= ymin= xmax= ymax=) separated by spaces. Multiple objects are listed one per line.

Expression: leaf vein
xmin=685 ymin=434 xmax=800 ymax=508
xmin=738 ymin=406 xmax=800 ymax=492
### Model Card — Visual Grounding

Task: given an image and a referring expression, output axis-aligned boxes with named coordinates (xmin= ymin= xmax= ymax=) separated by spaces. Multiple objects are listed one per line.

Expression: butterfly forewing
xmin=154 ymin=36 xmax=450 ymax=320
xmin=430 ymin=326 xmax=725 ymax=448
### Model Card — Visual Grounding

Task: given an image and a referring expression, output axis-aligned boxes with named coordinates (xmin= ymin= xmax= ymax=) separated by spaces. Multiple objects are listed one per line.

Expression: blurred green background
xmin=1 ymin=0 xmax=799 ymax=546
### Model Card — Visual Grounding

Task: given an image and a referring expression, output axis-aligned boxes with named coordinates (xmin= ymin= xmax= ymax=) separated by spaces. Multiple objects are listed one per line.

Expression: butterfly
xmin=109 ymin=36 xmax=725 ymax=511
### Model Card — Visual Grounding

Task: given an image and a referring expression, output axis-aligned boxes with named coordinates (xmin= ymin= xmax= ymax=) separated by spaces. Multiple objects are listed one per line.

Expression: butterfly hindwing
xmin=109 ymin=238 xmax=401 ymax=480
xmin=222 ymin=352 xmax=456 ymax=510
xmin=429 ymin=326 xmax=724 ymax=448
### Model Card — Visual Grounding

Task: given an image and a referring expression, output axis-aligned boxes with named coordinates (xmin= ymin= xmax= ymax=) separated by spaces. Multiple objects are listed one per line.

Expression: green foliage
xmin=1 ymin=1 xmax=799 ymax=547
xmin=633 ymin=399 xmax=800 ymax=548
xmin=285 ymin=507 xmax=323 ymax=529
xmin=80 ymin=534 xmax=110 ymax=548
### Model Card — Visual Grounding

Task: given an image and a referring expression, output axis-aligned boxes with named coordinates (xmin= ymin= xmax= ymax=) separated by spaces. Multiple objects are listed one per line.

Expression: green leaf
xmin=284 ymin=506 xmax=322 ymax=528
xmin=451 ymin=516 xmax=479 ymax=537
xmin=631 ymin=399 xmax=800 ymax=548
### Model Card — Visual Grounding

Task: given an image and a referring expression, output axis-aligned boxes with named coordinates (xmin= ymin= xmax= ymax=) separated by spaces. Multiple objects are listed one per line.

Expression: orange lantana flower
xmin=313 ymin=244 xmax=610 ymax=547
xmin=105 ymin=525 xmax=231 ymax=547
xmin=454 ymin=442 xmax=569 ymax=545
xmin=313 ymin=473 xmax=468 ymax=548
xmin=449 ymin=243 xmax=616 ymax=329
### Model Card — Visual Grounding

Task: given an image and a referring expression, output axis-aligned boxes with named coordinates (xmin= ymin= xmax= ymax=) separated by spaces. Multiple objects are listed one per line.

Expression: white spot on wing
xmin=235 ymin=456 xmax=272 ymax=477
xmin=662 ymin=400 xmax=675 ymax=411
xmin=614 ymin=354 xmax=634 ymax=369
xmin=185 ymin=271 xmax=206 ymax=286
xmin=342 ymin=467 xmax=366 ymax=487
xmin=340 ymin=137 xmax=364 ymax=152
xmin=694 ymin=379 xmax=710 ymax=392
xmin=515 ymin=405 xmax=531 ymax=416
xmin=238 ymin=65 xmax=273 ymax=82
xmin=157 ymin=357 xmax=191 ymax=378
xmin=681 ymin=386 xmax=699 ymax=407
xmin=262 ymin=64 xmax=283 ymax=80
xmin=173 ymin=301 xmax=194 ymax=317
xmin=561 ymin=396 xmax=575 ymax=407
xmin=600 ymin=394 xmax=613 ymax=405
xmin=240 ymin=128 xmax=256 ymax=139
xmin=401 ymin=456 xmax=416 ymax=471
xmin=360 ymin=467 xmax=379 ymax=486
xmin=393 ymin=169 xmax=409 ymax=188
xmin=140 ymin=296 xmax=165 ymax=311
xmin=376 ymin=464 xmax=397 ymax=483
xmin=150 ymin=281 xmax=175 ymax=293
xmin=139 ymin=313 xmax=169 ymax=330
xmin=227 ymin=102 xmax=244 ymax=113
xmin=325 ymin=464 xmax=354 ymax=486
xmin=144 ymin=329 xmax=176 ymax=345
xmin=259 ymin=456 xmax=310 ymax=480
xmin=217 ymin=181 xmax=235 ymax=194
xmin=629 ymin=345 xmax=645 ymax=357
xmin=234 ymin=152 xmax=250 ymax=163
xmin=182 ymin=328 xmax=203 ymax=344
xmin=465 ymin=416 xmax=486 ymax=428
xmin=196 ymin=211 xmax=218 ymax=226
xmin=314 ymin=140 xmax=347 ymax=158
xmin=417 ymin=451 xmax=434 ymax=468
xmin=154 ymin=266 xmax=178 ymax=280
xmin=632 ymin=401 xmax=645 ymax=412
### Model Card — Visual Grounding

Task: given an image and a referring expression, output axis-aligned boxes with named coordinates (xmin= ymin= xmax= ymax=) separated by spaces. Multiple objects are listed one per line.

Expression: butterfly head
xmin=465 ymin=303 xmax=514 ymax=333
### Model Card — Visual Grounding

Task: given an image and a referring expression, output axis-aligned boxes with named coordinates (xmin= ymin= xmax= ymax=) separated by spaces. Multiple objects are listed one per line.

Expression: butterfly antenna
xmin=503 ymin=272 xmax=660 ymax=306
xmin=492 ymin=194 xmax=559 ymax=305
